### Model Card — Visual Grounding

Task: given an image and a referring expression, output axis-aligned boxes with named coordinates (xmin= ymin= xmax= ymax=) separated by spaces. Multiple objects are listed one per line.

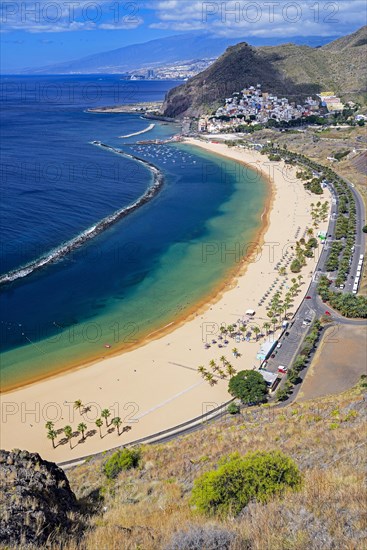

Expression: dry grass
xmin=69 ymin=381 xmax=367 ymax=549
xmin=2 ymin=380 xmax=366 ymax=550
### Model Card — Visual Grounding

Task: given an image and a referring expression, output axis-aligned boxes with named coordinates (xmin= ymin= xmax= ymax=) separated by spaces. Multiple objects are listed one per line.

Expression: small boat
xmin=104 ymin=344 xmax=112 ymax=349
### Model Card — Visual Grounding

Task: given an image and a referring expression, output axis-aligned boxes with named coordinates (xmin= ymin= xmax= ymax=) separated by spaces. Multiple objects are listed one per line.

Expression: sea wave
xmin=119 ymin=123 xmax=155 ymax=139
xmin=0 ymin=143 xmax=164 ymax=287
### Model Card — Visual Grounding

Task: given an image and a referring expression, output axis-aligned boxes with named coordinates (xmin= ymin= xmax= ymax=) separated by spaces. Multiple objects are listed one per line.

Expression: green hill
xmin=163 ymin=26 xmax=367 ymax=118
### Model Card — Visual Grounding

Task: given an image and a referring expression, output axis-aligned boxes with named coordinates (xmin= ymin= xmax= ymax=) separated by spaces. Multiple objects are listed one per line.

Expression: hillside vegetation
xmin=2 ymin=379 xmax=365 ymax=549
xmin=163 ymin=26 xmax=367 ymax=117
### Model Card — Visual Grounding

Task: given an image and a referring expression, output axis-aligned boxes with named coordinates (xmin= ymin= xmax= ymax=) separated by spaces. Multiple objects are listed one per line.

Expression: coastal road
xmin=264 ymin=168 xmax=366 ymax=387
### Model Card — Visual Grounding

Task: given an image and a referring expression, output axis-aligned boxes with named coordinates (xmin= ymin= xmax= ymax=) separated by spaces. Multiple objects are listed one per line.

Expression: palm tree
xmin=226 ymin=363 xmax=237 ymax=378
xmin=232 ymin=347 xmax=239 ymax=357
xmin=204 ymin=372 xmax=214 ymax=384
xmin=252 ymin=326 xmax=261 ymax=341
xmin=197 ymin=365 xmax=206 ymax=375
xmin=297 ymin=274 xmax=303 ymax=284
xmin=209 ymin=359 xmax=216 ymax=370
xmin=101 ymin=408 xmax=111 ymax=427
xmin=112 ymin=417 xmax=122 ymax=436
xmin=77 ymin=422 xmax=87 ymax=440
xmin=73 ymin=400 xmax=83 ymax=414
xmin=283 ymin=298 xmax=292 ymax=318
xmin=263 ymin=322 xmax=271 ymax=335
xmin=45 ymin=421 xmax=54 ymax=431
xmin=95 ymin=418 xmax=103 ymax=438
xmin=278 ymin=266 xmax=286 ymax=276
xmin=63 ymin=425 xmax=73 ymax=449
xmin=307 ymin=227 xmax=314 ymax=237
xmin=220 ymin=355 xmax=227 ymax=367
xmin=47 ymin=429 xmax=57 ymax=449
xmin=279 ymin=306 xmax=287 ymax=321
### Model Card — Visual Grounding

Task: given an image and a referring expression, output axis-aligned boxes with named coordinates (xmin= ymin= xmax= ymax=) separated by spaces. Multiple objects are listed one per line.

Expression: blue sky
xmin=1 ymin=1 xmax=366 ymax=71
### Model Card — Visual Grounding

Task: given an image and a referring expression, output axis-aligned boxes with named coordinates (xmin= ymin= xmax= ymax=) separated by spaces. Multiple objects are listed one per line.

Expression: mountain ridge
xmin=18 ymin=32 xmax=340 ymax=75
xmin=163 ymin=26 xmax=367 ymax=118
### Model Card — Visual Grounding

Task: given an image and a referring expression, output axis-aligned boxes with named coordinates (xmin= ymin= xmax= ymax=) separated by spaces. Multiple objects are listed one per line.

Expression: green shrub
xmin=103 ymin=448 xmax=141 ymax=479
xmin=290 ymin=259 xmax=302 ymax=273
xmin=227 ymin=402 xmax=241 ymax=415
xmin=276 ymin=388 xmax=290 ymax=402
xmin=191 ymin=451 xmax=301 ymax=516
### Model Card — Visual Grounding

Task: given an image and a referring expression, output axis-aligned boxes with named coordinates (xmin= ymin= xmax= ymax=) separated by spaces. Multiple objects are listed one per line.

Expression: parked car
xmin=278 ymin=365 xmax=288 ymax=374
xmin=276 ymin=342 xmax=282 ymax=349
xmin=325 ymin=311 xmax=331 ymax=316
xmin=305 ymin=296 xmax=312 ymax=300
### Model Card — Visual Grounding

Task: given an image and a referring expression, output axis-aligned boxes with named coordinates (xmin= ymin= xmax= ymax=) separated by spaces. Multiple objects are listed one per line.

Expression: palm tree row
xmin=45 ymin=420 xmax=87 ymax=450
xmin=45 ymin=402 xmax=125 ymax=450
xmin=198 ymin=357 xmax=237 ymax=386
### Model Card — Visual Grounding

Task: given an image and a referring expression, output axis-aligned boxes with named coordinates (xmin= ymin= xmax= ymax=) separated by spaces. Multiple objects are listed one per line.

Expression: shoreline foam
xmin=0 ymin=144 xmax=163 ymax=287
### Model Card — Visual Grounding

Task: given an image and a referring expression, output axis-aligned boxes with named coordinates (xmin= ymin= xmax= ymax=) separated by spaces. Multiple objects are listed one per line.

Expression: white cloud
xmin=0 ymin=0 xmax=144 ymax=32
xmin=148 ymin=0 xmax=366 ymax=37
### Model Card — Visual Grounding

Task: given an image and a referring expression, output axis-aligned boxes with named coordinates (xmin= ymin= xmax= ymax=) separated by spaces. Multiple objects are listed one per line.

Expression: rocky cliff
xmin=0 ymin=449 xmax=78 ymax=546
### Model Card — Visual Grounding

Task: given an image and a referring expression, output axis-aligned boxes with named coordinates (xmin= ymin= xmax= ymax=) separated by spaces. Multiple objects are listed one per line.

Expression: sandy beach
xmin=0 ymin=139 xmax=330 ymax=463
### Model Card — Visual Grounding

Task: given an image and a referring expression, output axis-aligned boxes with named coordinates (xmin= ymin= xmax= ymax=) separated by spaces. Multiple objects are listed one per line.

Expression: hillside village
xmin=198 ymin=85 xmax=352 ymax=133
xmin=198 ymin=84 xmax=365 ymax=133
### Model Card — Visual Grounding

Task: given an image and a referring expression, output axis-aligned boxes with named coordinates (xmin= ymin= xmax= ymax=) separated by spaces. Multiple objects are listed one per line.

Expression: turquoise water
xmin=0 ymin=77 xmax=268 ymax=389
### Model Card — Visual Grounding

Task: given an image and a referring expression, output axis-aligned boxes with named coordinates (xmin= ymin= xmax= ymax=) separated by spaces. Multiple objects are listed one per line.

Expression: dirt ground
xmin=297 ymin=324 xmax=367 ymax=401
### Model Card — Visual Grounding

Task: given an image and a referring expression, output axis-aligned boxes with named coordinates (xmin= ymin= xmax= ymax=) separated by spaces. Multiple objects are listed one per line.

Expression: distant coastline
xmin=87 ymin=101 xmax=163 ymax=114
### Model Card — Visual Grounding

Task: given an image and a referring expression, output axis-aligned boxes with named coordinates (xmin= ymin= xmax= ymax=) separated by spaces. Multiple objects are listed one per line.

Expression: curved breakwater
xmin=0 ymin=143 xmax=164 ymax=286
xmin=119 ymin=123 xmax=155 ymax=138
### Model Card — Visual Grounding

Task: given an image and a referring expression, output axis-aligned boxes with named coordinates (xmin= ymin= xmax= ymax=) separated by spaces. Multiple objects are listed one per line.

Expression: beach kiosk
xmin=245 ymin=309 xmax=255 ymax=317
xmin=260 ymin=370 xmax=279 ymax=391
xmin=257 ymin=338 xmax=278 ymax=361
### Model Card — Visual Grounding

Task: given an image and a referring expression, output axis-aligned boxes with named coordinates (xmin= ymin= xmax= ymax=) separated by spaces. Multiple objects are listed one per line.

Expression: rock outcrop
xmin=0 ymin=449 xmax=78 ymax=546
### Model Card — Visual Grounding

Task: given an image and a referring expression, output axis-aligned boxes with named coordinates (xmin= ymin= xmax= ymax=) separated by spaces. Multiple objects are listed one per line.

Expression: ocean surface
xmin=0 ymin=76 xmax=268 ymax=389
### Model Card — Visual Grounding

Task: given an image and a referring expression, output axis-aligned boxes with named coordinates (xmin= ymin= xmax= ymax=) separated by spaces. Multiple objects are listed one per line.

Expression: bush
xmin=165 ymin=524 xmax=236 ymax=550
xmin=103 ymin=448 xmax=141 ymax=479
xmin=191 ymin=451 xmax=301 ymax=516
xmin=276 ymin=388 xmax=290 ymax=402
xmin=227 ymin=402 xmax=241 ymax=415
xmin=228 ymin=370 xmax=268 ymax=405
xmin=290 ymin=259 xmax=302 ymax=273
xmin=363 ymin=225 xmax=367 ymax=233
